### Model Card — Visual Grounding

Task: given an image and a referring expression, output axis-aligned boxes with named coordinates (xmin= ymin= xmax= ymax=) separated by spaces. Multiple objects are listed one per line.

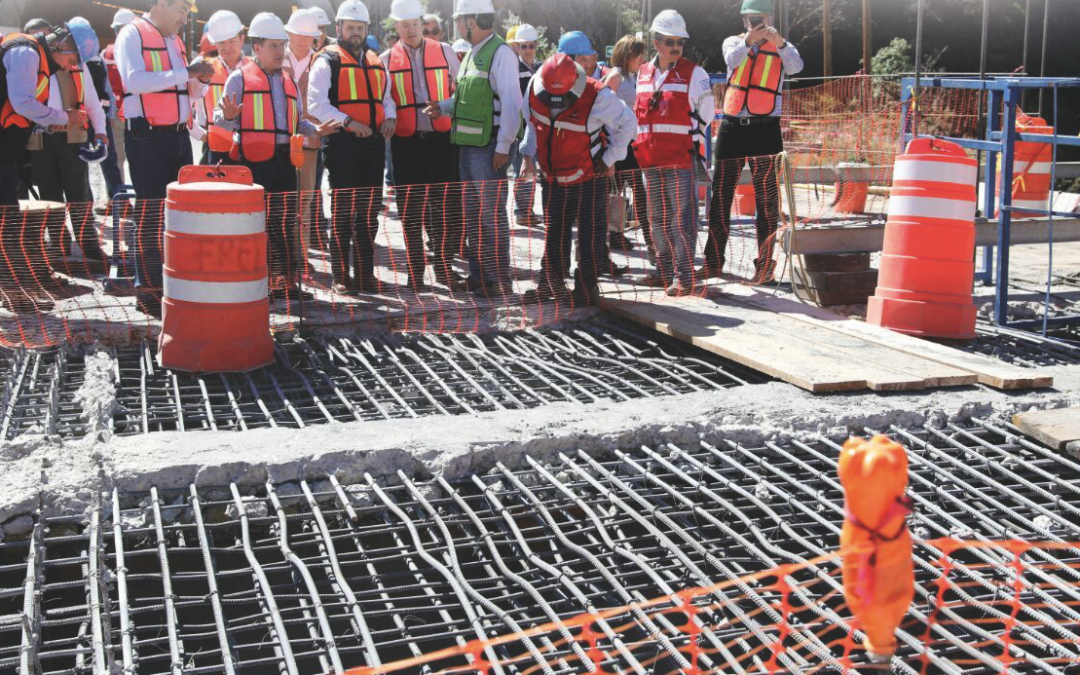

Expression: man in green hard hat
xmin=701 ymin=0 xmax=803 ymax=286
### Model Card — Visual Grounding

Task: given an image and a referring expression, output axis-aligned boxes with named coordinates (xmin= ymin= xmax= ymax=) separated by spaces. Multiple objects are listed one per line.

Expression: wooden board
xmin=1012 ymin=408 xmax=1080 ymax=451
xmin=722 ymin=284 xmax=1054 ymax=390
xmin=601 ymin=290 xmax=977 ymax=393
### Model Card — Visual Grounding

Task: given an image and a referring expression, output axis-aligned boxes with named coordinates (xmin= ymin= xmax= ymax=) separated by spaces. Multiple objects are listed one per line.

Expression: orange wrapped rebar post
xmin=838 ymin=435 xmax=915 ymax=662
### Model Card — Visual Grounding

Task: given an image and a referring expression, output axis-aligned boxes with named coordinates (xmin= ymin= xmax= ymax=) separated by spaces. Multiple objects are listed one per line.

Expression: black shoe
xmin=601 ymin=261 xmax=629 ymax=278
xmin=518 ymin=213 xmax=545 ymax=229
xmin=136 ymin=296 xmax=162 ymax=319
xmin=609 ymin=232 xmax=635 ymax=251
xmin=571 ymin=285 xmax=601 ymax=306
xmin=435 ymin=270 xmax=468 ymax=291
xmin=638 ymin=273 xmax=669 ymax=288
xmin=523 ymin=281 xmax=569 ymax=304
xmin=697 ymin=263 xmax=724 ymax=280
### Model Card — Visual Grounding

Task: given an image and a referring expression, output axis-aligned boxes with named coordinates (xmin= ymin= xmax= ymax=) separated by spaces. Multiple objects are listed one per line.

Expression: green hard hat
xmin=741 ymin=0 xmax=774 ymax=15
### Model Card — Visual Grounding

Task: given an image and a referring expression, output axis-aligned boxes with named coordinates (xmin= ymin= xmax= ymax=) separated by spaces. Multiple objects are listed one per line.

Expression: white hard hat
xmin=389 ymin=0 xmax=425 ymax=22
xmin=111 ymin=8 xmax=136 ymax=29
xmin=650 ymin=9 xmax=689 ymax=39
xmin=206 ymin=10 xmax=244 ymax=44
xmin=510 ymin=23 xmax=538 ymax=43
xmin=336 ymin=0 xmax=370 ymax=23
xmin=249 ymin=12 xmax=288 ymax=40
xmin=285 ymin=9 xmax=321 ymax=37
xmin=452 ymin=38 xmax=471 ymax=53
xmin=309 ymin=6 xmax=332 ymax=26
xmin=454 ymin=0 xmax=495 ymax=17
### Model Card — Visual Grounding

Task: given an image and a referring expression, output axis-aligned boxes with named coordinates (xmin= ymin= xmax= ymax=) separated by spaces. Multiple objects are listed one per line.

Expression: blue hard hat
xmin=558 ymin=30 xmax=595 ymax=56
xmin=366 ymin=34 xmax=380 ymax=51
xmin=79 ymin=138 xmax=107 ymax=165
xmin=66 ymin=17 xmax=100 ymax=63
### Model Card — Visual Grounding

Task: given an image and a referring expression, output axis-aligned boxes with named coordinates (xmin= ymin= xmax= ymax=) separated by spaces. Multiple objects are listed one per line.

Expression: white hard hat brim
xmin=285 ymin=25 xmax=322 ymax=37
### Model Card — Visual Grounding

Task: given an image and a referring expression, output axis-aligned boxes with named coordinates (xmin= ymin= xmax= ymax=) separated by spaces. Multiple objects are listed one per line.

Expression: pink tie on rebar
xmin=867 ymin=137 xmax=978 ymax=339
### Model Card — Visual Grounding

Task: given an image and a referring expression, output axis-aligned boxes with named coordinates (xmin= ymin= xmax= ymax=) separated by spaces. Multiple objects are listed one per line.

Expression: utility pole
xmin=862 ymin=0 xmax=872 ymax=73
xmin=1038 ymin=0 xmax=1049 ymax=116
xmin=823 ymin=0 xmax=833 ymax=78
xmin=616 ymin=0 xmax=622 ymax=39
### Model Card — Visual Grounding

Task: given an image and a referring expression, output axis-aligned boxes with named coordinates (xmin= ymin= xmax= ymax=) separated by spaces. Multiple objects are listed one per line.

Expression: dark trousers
xmin=324 ymin=133 xmax=385 ymax=286
xmin=125 ymin=124 xmax=193 ymax=308
xmin=101 ymin=120 xmax=124 ymax=199
xmin=31 ymin=133 xmax=106 ymax=264
xmin=391 ymin=132 xmax=455 ymax=282
xmin=242 ymin=150 xmax=299 ymax=284
xmin=539 ymin=177 xmax=607 ymax=291
xmin=0 ymin=126 xmax=40 ymax=302
xmin=704 ymin=117 xmax=784 ymax=276
xmin=614 ymin=144 xmax=652 ymax=253
xmin=0 ymin=126 xmax=31 ymax=207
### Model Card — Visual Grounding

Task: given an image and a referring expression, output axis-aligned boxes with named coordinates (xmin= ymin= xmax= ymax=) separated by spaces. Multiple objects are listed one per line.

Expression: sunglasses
xmin=661 ymin=38 xmax=685 ymax=48
xmin=422 ymin=29 xmax=440 ymax=36
xmin=519 ymin=42 xmax=537 ymax=50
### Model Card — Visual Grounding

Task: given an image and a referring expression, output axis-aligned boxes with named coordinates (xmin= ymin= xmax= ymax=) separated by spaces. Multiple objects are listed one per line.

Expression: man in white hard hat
xmin=284 ymin=8 xmax=325 ymax=257
xmin=196 ymin=10 xmax=247 ymax=165
xmin=101 ymin=8 xmax=136 ymax=192
xmin=309 ymin=7 xmax=335 ymax=50
xmin=115 ymin=0 xmax=214 ymax=317
xmin=380 ymin=0 xmax=463 ymax=293
xmin=634 ymin=9 xmax=714 ymax=297
xmin=451 ymin=38 xmax=470 ymax=62
xmin=702 ymin=0 xmax=802 ymax=285
xmin=508 ymin=23 xmax=542 ymax=228
xmin=308 ymin=0 xmax=395 ymax=295
xmin=215 ymin=12 xmax=333 ymax=302
xmin=423 ymin=0 xmax=522 ymax=298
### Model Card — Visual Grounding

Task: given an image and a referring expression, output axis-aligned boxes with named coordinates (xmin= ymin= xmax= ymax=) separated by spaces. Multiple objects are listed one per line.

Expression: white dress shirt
xmin=114 ymin=14 xmax=205 ymax=124
xmin=379 ymin=40 xmax=461 ymax=134
xmin=191 ymin=55 xmax=245 ymax=142
xmin=307 ymin=46 xmax=396 ymax=128
xmin=43 ymin=70 xmax=107 ymax=137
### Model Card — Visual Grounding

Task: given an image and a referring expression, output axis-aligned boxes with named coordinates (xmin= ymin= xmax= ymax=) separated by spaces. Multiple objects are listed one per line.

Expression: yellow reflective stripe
xmin=347 ymin=68 xmax=358 ymax=101
xmin=394 ymin=72 xmax=407 ymax=105
xmin=758 ymin=55 xmax=775 ymax=87
xmin=733 ymin=58 xmax=750 ymax=86
xmin=150 ymin=51 xmax=163 ymax=72
xmin=434 ymin=68 xmax=446 ymax=99
xmin=34 ymin=76 xmax=48 ymax=98
xmin=253 ymin=94 xmax=265 ymax=130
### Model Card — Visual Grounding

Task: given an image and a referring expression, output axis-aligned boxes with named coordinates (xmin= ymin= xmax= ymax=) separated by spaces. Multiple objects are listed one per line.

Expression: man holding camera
xmin=701 ymin=0 xmax=802 ymax=285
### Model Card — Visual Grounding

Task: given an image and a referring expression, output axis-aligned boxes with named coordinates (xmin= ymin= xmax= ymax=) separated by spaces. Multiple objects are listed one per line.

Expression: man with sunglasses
xmin=634 ymin=10 xmax=714 ymax=297
xmin=508 ymin=24 xmax=542 ymax=228
xmin=701 ymin=0 xmax=802 ymax=285
xmin=422 ymin=14 xmax=445 ymax=43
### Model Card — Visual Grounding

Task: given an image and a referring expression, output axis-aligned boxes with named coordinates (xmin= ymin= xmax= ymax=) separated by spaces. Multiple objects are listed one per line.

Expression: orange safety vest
xmin=229 ymin=61 xmax=300 ymax=164
xmin=387 ymin=39 xmax=452 ymax=137
xmin=0 ymin=33 xmax=52 ymax=129
xmin=723 ymin=40 xmax=783 ymax=117
xmin=125 ymin=18 xmax=188 ymax=127
xmin=203 ymin=55 xmax=247 ymax=152
xmin=320 ymin=44 xmax=386 ymax=129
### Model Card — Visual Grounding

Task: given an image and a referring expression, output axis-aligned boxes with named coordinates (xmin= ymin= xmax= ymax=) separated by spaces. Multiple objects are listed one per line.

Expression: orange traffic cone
xmin=838 ymin=435 xmax=915 ymax=662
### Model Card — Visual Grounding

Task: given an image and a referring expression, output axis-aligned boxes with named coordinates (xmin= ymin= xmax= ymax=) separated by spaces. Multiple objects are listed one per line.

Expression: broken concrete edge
xmin=0 ymin=360 xmax=1077 ymax=536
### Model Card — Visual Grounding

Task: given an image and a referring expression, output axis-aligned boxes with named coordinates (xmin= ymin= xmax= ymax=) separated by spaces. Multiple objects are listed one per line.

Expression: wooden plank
xmin=724 ymin=284 xmax=1053 ymax=389
xmin=601 ymin=292 xmax=975 ymax=392
xmin=1012 ymin=408 xmax=1080 ymax=451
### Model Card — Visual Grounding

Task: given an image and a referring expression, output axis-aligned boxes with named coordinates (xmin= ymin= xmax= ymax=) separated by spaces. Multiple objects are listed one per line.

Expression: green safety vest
xmin=451 ymin=35 xmax=509 ymax=147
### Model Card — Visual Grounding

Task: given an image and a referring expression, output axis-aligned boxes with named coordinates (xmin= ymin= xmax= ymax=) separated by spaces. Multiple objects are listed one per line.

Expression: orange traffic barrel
xmin=868 ymin=138 xmax=978 ymax=339
xmin=158 ymin=166 xmax=274 ymax=372
xmin=835 ymin=162 xmax=871 ymax=214
xmin=734 ymin=184 xmax=756 ymax=216
xmin=997 ymin=111 xmax=1053 ymax=218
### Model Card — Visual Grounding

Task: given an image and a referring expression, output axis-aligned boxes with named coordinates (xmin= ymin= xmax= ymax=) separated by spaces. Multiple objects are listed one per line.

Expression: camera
xmin=749 ymin=16 xmax=764 ymax=28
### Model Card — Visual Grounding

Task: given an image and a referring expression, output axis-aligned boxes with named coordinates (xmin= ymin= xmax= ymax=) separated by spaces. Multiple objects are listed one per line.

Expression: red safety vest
xmin=528 ymin=76 xmax=605 ymax=185
xmin=102 ymin=43 xmax=125 ymax=119
xmin=634 ymin=58 xmax=697 ymax=169
xmin=125 ymin=18 xmax=187 ymax=127
xmin=723 ymin=40 xmax=783 ymax=117
xmin=203 ymin=55 xmax=247 ymax=152
xmin=229 ymin=61 xmax=300 ymax=163
xmin=387 ymin=39 xmax=452 ymax=137
xmin=320 ymin=44 xmax=386 ymax=129
xmin=0 ymin=34 xmax=51 ymax=129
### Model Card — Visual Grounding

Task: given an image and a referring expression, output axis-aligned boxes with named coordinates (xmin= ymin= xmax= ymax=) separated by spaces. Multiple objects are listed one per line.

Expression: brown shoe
xmin=638 ymin=273 xmax=669 ymax=288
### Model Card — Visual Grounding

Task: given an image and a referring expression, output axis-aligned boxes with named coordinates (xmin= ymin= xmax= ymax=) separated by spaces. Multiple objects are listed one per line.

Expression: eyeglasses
xmin=661 ymin=38 xmax=685 ymax=48
xmin=519 ymin=43 xmax=537 ymax=50
xmin=423 ymin=29 xmax=440 ymax=36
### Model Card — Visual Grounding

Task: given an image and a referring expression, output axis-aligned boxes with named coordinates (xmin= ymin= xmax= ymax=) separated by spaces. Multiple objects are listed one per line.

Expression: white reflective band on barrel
xmin=893 ymin=159 xmax=977 ymax=187
xmin=651 ymin=123 xmax=693 ymax=134
xmin=1024 ymin=162 xmax=1052 ymax=175
xmin=555 ymin=169 xmax=585 ymax=183
xmin=166 ymin=210 xmax=265 ymax=236
xmin=888 ymin=195 xmax=976 ymax=222
xmin=1012 ymin=199 xmax=1048 ymax=211
xmin=164 ymin=275 xmax=268 ymax=304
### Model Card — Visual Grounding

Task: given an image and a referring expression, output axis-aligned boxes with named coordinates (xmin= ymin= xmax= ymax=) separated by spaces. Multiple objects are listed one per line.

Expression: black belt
xmin=416 ymin=130 xmax=449 ymax=139
xmin=723 ymin=115 xmax=779 ymax=126
xmin=126 ymin=120 xmax=188 ymax=133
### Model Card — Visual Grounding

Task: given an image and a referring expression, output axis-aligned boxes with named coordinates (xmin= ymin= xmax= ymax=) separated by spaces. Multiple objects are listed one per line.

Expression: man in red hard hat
xmin=520 ymin=53 xmax=635 ymax=306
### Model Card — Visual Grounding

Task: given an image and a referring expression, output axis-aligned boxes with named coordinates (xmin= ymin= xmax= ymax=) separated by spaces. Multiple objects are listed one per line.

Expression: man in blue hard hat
xmin=559 ymin=31 xmax=605 ymax=80
xmin=701 ymin=0 xmax=803 ymax=285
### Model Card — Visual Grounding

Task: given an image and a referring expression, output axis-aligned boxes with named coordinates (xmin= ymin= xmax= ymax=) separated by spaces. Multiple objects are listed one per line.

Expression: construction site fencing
xmin=0 ymin=75 xmax=989 ymax=349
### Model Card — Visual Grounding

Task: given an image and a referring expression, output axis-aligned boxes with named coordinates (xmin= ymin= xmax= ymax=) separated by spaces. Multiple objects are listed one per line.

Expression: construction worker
xmin=509 ymin=23 xmax=542 ymax=228
xmin=310 ymin=7 xmax=335 ymax=50
xmin=520 ymin=54 xmax=635 ymax=306
xmin=381 ymin=0 xmax=463 ymax=293
xmin=195 ymin=11 xmax=247 ymax=166
xmin=635 ymin=9 xmax=714 ymax=297
xmin=423 ymin=13 xmax=446 ymax=43
xmin=702 ymin=0 xmax=803 ymax=285
xmin=283 ymin=9 xmax=325 ymax=262
xmin=308 ymin=0 xmax=395 ymax=295
xmin=98 ymin=11 xmax=136 ymax=204
xmin=603 ymin=35 xmax=649 ymax=255
xmin=0 ymin=24 xmax=87 ymax=312
xmin=30 ymin=17 xmax=109 ymax=273
xmin=424 ymin=0 xmax=522 ymax=298
xmin=116 ymin=0 xmax=213 ymax=318
xmin=559 ymin=31 xmax=606 ymax=80
xmin=452 ymin=38 xmax=470 ymax=62
xmin=215 ymin=12 xmax=331 ymax=302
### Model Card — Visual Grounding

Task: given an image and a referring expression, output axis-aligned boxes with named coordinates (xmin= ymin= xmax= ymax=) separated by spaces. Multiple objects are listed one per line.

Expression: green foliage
xmin=870 ymin=37 xmax=915 ymax=80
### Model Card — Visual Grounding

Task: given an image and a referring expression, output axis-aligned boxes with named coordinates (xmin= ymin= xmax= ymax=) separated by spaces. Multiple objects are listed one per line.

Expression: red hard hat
xmin=541 ymin=53 xmax=579 ymax=96
xmin=199 ymin=32 xmax=216 ymax=56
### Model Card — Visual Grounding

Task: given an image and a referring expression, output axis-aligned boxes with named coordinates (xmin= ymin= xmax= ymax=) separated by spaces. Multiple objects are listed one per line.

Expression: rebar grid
xmin=2 ymin=418 xmax=1079 ymax=675
xmin=0 ymin=349 xmax=88 ymax=441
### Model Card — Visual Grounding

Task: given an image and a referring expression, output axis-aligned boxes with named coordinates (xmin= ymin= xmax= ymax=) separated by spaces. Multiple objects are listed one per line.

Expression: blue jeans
xmin=459 ymin=141 xmax=516 ymax=285
xmin=511 ymin=151 xmax=535 ymax=218
xmin=646 ymin=166 xmax=698 ymax=286
xmin=100 ymin=118 xmax=123 ymax=199
xmin=539 ymin=177 xmax=607 ymax=290
xmin=125 ymin=125 xmax=193 ymax=307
